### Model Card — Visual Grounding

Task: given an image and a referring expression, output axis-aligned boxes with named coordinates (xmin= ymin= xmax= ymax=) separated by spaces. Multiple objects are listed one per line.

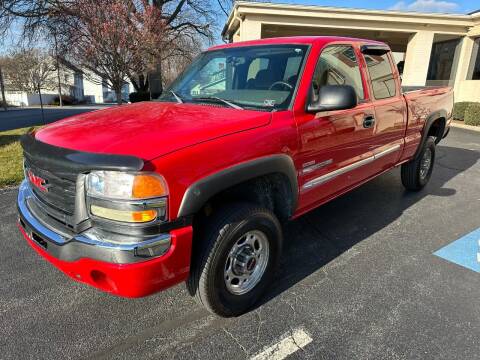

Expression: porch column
xmin=402 ymin=31 xmax=435 ymax=86
xmin=240 ymin=18 xmax=262 ymax=41
xmin=453 ymin=36 xmax=475 ymax=94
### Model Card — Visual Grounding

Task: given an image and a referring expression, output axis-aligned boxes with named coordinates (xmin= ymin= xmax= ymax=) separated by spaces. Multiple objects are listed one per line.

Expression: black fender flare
xmin=177 ymin=155 xmax=298 ymax=218
xmin=414 ymin=109 xmax=447 ymax=159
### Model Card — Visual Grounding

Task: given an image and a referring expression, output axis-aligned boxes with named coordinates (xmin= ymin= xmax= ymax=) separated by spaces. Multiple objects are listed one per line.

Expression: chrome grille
xmin=24 ymin=154 xmax=77 ymax=223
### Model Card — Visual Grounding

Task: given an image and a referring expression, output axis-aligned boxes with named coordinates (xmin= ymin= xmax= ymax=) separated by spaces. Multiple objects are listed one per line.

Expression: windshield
xmin=158 ymin=45 xmax=309 ymax=111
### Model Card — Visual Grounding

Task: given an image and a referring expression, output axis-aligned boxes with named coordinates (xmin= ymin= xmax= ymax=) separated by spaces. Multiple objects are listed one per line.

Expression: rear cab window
xmin=363 ymin=52 xmax=397 ymax=99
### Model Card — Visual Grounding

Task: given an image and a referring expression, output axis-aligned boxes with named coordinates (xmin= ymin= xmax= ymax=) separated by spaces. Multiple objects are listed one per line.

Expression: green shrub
xmin=50 ymin=95 xmax=75 ymax=106
xmin=453 ymin=102 xmax=475 ymax=121
xmin=464 ymin=103 xmax=480 ymax=126
xmin=129 ymin=92 xmax=150 ymax=103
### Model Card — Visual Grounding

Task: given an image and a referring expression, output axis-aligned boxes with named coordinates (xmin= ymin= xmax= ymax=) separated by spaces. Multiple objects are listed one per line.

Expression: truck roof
xmin=208 ymin=36 xmax=387 ymax=51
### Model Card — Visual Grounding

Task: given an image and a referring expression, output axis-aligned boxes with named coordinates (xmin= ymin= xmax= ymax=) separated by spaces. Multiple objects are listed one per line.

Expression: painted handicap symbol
xmin=434 ymin=228 xmax=480 ymax=273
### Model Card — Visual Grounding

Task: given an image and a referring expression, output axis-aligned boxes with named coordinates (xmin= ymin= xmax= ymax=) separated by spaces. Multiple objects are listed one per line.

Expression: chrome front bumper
xmin=17 ymin=180 xmax=171 ymax=264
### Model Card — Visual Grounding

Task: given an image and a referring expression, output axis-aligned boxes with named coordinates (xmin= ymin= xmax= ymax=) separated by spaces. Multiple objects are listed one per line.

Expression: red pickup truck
xmin=17 ymin=36 xmax=452 ymax=317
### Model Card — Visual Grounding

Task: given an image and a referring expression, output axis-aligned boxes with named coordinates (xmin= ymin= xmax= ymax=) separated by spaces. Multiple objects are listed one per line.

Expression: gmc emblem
xmin=27 ymin=169 xmax=49 ymax=192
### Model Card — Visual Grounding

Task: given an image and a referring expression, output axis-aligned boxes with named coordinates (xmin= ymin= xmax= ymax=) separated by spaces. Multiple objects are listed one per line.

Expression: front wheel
xmin=401 ymin=136 xmax=436 ymax=191
xmin=187 ymin=203 xmax=282 ymax=317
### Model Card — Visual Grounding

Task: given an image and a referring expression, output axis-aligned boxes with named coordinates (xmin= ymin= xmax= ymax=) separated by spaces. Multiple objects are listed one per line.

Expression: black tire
xmin=186 ymin=203 xmax=282 ymax=317
xmin=401 ymin=136 xmax=436 ymax=191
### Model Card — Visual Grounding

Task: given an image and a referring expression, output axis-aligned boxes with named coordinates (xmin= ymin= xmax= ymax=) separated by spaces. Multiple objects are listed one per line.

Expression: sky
xmin=1 ymin=0 xmax=478 ymax=53
xmin=283 ymin=0 xmax=478 ymax=14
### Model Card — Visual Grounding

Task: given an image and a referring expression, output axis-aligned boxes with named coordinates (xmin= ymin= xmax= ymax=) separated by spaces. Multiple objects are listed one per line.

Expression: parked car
xmin=17 ymin=36 xmax=453 ymax=317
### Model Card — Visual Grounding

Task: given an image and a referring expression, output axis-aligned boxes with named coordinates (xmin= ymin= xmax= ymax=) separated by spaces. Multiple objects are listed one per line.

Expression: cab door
xmin=295 ymin=44 xmax=377 ymax=212
xmin=361 ymin=47 xmax=406 ymax=172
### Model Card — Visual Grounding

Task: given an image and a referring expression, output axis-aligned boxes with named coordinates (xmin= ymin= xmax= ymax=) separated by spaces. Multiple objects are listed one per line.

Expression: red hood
xmin=35 ymin=102 xmax=271 ymax=160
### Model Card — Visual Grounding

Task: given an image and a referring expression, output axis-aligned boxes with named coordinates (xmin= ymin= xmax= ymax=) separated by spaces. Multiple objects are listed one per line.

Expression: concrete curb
xmin=451 ymin=122 xmax=480 ymax=133
xmin=0 ymin=185 xmax=19 ymax=194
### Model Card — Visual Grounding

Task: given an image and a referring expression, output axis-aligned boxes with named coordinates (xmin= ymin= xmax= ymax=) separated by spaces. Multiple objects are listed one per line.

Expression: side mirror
xmin=307 ymin=85 xmax=358 ymax=113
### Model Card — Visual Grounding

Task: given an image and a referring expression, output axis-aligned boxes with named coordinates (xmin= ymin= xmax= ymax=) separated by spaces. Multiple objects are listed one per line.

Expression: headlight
xmin=86 ymin=171 xmax=168 ymax=224
xmin=87 ymin=171 xmax=168 ymax=200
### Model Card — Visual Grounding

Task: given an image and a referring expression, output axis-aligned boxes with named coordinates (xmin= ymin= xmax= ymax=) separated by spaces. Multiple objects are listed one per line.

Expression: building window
xmin=312 ymin=45 xmax=365 ymax=100
xmin=467 ymin=38 xmax=480 ymax=80
xmin=426 ymin=38 xmax=462 ymax=86
xmin=365 ymin=53 xmax=397 ymax=99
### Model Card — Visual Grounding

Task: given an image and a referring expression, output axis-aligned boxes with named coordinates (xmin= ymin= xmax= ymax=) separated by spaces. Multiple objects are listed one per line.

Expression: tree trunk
xmin=130 ymin=76 xmax=140 ymax=92
xmin=38 ymin=86 xmax=45 ymax=124
xmin=139 ymin=74 xmax=149 ymax=93
xmin=148 ymin=62 xmax=163 ymax=99
xmin=0 ymin=66 xmax=7 ymax=111
xmin=128 ymin=73 xmax=149 ymax=93
xmin=54 ymin=32 xmax=63 ymax=107
xmin=116 ymin=89 xmax=123 ymax=105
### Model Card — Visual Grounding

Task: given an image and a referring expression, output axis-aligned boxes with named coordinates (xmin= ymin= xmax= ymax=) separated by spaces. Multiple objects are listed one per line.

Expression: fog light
xmin=90 ymin=205 xmax=157 ymax=223
xmin=135 ymin=242 xmax=170 ymax=258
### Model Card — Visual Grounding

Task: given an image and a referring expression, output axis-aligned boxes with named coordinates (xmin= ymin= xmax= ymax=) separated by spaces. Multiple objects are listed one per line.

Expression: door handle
xmin=363 ymin=115 xmax=375 ymax=128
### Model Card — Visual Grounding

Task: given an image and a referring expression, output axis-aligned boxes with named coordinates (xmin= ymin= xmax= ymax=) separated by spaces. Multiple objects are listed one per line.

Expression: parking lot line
xmin=250 ymin=328 xmax=313 ymax=360
xmin=434 ymin=227 xmax=480 ymax=273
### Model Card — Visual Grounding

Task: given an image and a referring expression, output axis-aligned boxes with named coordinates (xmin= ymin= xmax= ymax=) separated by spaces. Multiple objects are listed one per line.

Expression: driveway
xmin=0 ymin=128 xmax=479 ymax=359
xmin=0 ymin=105 xmax=111 ymax=132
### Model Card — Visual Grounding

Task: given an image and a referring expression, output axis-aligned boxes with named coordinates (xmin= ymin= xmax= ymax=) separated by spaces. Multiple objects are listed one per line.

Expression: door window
xmin=312 ymin=45 xmax=365 ymax=101
xmin=190 ymin=57 xmax=229 ymax=96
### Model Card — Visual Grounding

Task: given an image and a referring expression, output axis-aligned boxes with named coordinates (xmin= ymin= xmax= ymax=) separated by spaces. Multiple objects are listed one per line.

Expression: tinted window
xmin=467 ymin=38 xmax=480 ymax=80
xmin=427 ymin=38 xmax=461 ymax=85
xmin=312 ymin=45 xmax=364 ymax=101
xmin=365 ymin=53 xmax=397 ymax=99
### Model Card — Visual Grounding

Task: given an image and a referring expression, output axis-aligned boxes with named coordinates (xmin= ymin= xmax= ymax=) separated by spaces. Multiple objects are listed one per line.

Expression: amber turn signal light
xmin=132 ymin=174 xmax=168 ymax=199
xmin=90 ymin=205 xmax=157 ymax=223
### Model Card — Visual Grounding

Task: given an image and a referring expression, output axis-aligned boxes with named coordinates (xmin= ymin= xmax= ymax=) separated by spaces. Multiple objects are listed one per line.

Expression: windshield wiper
xmin=170 ymin=90 xmax=183 ymax=104
xmin=193 ymin=96 xmax=244 ymax=110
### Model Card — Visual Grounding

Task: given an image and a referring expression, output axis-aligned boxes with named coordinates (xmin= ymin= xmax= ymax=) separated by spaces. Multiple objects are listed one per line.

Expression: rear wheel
xmin=401 ymin=136 xmax=436 ymax=191
xmin=187 ymin=203 xmax=282 ymax=317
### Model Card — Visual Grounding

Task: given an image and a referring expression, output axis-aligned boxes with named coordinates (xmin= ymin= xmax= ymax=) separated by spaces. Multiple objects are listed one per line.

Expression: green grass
xmin=0 ymin=127 xmax=33 ymax=188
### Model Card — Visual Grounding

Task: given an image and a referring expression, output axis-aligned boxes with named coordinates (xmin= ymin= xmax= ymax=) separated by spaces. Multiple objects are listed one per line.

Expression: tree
xmin=54 ymin=0 xmax=168 ymax=105
xmin=3 ymin=49 xmax=56 ymax=93
xmin=0 ymin=60 xmax=7 ymax=110
xmin=0 ymin=0 xmax=217 ymax=99
xmin=148 ymin=0 xmax=215 ymax=97
xmin=2 ymin=49 xmax=56 ymax=120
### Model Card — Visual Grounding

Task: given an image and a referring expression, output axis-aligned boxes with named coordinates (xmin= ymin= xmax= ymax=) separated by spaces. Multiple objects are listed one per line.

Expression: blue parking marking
xmin=434 ymin=228 xmax=480 ymax=273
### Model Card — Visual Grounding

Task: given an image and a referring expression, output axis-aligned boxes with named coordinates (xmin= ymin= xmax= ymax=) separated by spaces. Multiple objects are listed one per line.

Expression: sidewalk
xmin=451 ymin=120 xmax=480 ymax=133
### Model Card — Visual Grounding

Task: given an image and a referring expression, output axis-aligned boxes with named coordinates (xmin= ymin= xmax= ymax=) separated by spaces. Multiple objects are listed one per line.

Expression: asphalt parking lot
xmin=1 ymin=127 xmax=479 ymax=359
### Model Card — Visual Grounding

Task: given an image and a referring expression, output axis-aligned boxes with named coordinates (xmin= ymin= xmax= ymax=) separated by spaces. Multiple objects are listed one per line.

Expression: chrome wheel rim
xmin=224 ymin=230 xmax=270 ymax=295
xmin=420 ymin=148 xmax=432 ymax=180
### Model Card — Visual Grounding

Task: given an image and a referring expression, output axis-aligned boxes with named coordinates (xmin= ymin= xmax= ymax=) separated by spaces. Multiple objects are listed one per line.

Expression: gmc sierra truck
xmin=17 ymin=36 xmax=453 ymax=317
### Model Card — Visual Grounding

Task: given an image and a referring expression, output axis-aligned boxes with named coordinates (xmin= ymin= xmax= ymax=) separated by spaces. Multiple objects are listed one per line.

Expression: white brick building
xmin=223 ymin=2 xmax=480 ymax=103
xmin=4 ymin=58 xmax=131 ymax=106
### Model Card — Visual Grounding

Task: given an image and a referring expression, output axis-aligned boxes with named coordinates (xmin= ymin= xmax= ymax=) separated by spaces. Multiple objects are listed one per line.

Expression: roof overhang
xmin=223 ymin=1 xmax=477 ymax=40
